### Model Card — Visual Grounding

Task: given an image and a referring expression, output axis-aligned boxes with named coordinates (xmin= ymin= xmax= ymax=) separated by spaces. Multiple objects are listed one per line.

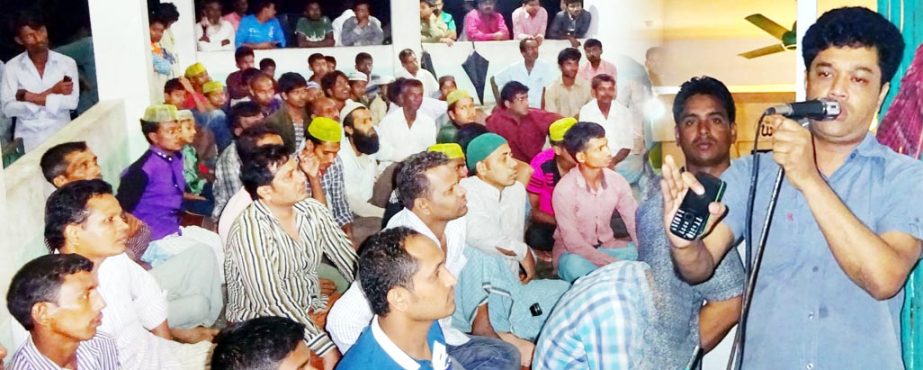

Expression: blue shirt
xmin=533 ymin=261 xmax=653 ymax=370
xmin=720 ymin=133 xmax=923 ymax=369
xmin=234 ymin=15 xmax=286 ymax=48
xmin=338 ymin=317 xmax=453 ymax=370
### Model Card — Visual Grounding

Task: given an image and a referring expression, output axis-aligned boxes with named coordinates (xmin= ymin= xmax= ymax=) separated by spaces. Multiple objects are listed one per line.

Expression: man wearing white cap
xmin=348 ymin=71 xmax=369 ymax=105
xmin=338 ymin=100 xmax=383 ymax=245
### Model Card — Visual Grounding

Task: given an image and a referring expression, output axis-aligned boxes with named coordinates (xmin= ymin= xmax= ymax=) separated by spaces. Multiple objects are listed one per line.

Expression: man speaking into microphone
xmin=661 ymin=7 xmax=923 ymax=369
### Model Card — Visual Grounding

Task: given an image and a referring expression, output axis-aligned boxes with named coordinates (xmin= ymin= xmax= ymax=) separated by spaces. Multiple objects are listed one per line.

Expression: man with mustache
xmin=578 ymin=74 xmax=644 ymax=184
xmin=338 ymin=101 xmax=383 ymax=245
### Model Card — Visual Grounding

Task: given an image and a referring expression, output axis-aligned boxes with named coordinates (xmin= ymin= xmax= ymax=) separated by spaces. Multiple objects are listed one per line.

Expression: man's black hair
xmin=396 ymin=151 xmax=450 ymax=209
xmin=455 ymin=123 xmax=489 ymax=153
xmin=235 ymin=46 xmax=255 ymax=63
xmin=398 ymin=48 xmax=415 ymax=63
xmin=359 ymin=227 xmax=422 ymax=316
xmin=672 ymin=76 xmax=736 ymax=124
xmin=278 ymin=72 xmax=307 ymax=95
xmin=229 ymin=101 xmax=264 ymax=133
xmin=237 ymin=125 xmax=283 ymax=161
xmin=325 ymin=55 xmax=337 ymax=66
xmin=802 ymin=7 xmax=905 ymax=87
xmin=590 ymin=73 xmax=616 ymax=90
xmin=499 ymin=81 xmax=529 ymax=106
xmin=563 ymin=121 xmax=606 ymax=158
xmin=41 ymin=142 xmax=89 ymax=185
xmin=259 ymin=58 xmax=276 ymax=70
xmin=7 ymin=254 xmax=95 ymax=331
xmin=519 ymin=37 xmax=538 ymax=52
xmin=153 ymin=3 xmax=180 ymax=23
xmin=308 ymin=53 xmax=326 ymax=66
xmin=252 ymin=0 xmax=276 ymax=14
xmin=12 ymin=12 xmax=46 ymax=36
xmin=355 ymin=52 xmax=373 ymax=64
xmin=584 ymin=38 xmax=602 ymax=50
xmin=321 ymin=70 xmax=349 ymax=97
xmin=240 ymin=144 xmax=290 ymax=200
xmin=164 ymin=78 xmax=184 ymax=95
xmin=557 ymin=47 xmax=582 ymax=66
xmin=44 ymin=179 xmax=114 ymax=252
xmin=211 ymin=317 xmax=305 ymax=370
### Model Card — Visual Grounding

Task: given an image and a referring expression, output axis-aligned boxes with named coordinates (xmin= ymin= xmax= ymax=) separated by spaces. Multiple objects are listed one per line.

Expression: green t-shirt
xmin=295 ymin=16 xmax=333 ymax=42
xmin=182 ymin=145 xmax=206 ymax=195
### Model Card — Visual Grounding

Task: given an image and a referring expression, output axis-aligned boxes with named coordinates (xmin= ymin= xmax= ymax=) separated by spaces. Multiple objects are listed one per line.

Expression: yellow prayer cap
xmin=549 ymin=117 xmax=578 ymax=142
xmin=307 ymin=117 xmax=342 ymax=143
xmin=142 ymin=104 xmax=178 ymax=123
xmin=184 ymin=62 xmax=207 ymax=77
xmin=176 ymin=109 xmax=195 ymax=121
xmin=446 ymin=89 xmax=472 ymax=107
xmin=428 ymin=143 xmax=465 ymax=160
xmin=202 ymin=81 xmax=224 ymax=95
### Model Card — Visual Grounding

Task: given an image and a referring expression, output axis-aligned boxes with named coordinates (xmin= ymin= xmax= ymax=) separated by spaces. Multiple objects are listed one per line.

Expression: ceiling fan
xmin=739 ymin=14 xmax=797 ymax=59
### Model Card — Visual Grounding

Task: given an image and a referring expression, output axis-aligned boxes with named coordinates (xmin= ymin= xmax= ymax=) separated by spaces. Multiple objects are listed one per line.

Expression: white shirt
xmin=375 ymin=108 xmax=437 ymax=168
xmin=96 ymin=253 xmax=184 ymax=369
xmin=388 ymin=97 xmax=447 ymax=124
xmin=578 ymin=99 xmax=638 ymax=154
xmin=218 ymin=187 xmax=253 ymax=246
xmin=338 ymin=138 xmax=384 ymax=218
xmin=195 ymin=18 xmax=236 ymax=51
xmin=327 ymin=209 xmax=470 ymax=352
xmin=395 ymin=67 xmax=441 ymax=99
xmin=459 ymin=176 xmax=528 ymax=274
xmin=1 ymin=50 xmax=79 ymax=152
xmin=332 ymin=10 xmax=355 ymax=46
xmin=493 ymin=60 xmax=557 ymax=108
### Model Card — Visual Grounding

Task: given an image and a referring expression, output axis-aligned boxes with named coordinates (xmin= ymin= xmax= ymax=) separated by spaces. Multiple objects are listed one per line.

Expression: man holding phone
xmin=1 ymin=13 xmax=79 ymax=152
xmin=662 ymin=8 xmax=923 ymax=369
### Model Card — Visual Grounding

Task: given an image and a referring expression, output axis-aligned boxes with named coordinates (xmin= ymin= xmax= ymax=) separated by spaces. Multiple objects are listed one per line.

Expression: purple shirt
xmin=117 ymin=147 xmax=185 ymax=241
xmin=527 ymin=148 xmax=559 ymax=216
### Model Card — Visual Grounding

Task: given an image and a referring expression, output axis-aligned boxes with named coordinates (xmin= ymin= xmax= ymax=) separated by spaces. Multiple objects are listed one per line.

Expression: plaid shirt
xmin=533 ymin=261 xmax=652 ymax=370
xmin=318 ymin=157 xmax=353 ymax=227
xmin=212 ymin=143 xmax=242 ymax=221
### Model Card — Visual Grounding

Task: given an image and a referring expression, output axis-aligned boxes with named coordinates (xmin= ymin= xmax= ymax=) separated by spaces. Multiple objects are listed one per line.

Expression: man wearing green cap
xmin=438 ymin=89 xmax=482 ymax=144
xmin=526 ymin=117 xmax=577 ymax=258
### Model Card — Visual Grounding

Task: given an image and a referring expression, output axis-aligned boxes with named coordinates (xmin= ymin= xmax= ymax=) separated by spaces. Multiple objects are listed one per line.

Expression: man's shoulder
xmin=339 ymin=327 xmax=399 ymax=369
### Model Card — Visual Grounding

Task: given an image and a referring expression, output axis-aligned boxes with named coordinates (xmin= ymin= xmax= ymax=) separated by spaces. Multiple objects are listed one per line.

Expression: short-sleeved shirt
xmin=338 ymin=317 xmax=451 ymax=370
xmin=527 ymin=148 xmax=562 ymax=216
xmin=543 ymin=77 xmax=592 ymax=118
xmin=234 ymin=15 xmax=286 ymax=48
xmin=9 ymin=333 xmax=120 ymax=370
xmin=636 ymin=180 xmax=745 ymax=369
xmin=295 ymin=16 xmax=333 ymax=42
xmin=494 ymin=60 xmax=557 ymax=108
xmin=719 ymin=134 xmax=923 ymax=369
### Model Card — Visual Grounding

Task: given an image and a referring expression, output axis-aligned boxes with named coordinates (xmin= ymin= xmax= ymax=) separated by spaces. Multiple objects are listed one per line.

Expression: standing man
xmin=512 ymin=0 xmax=547 ymax=41
xmin=548 ymin=0 xmax=591 ymax=46
xmin=578 ymin=39 xmax=618 ymax=82
xmin=396 ymin=49 xmax=440 ymax=99
xmin=494 ymin=38 xmax=556 ymax=109
xmin=543 ymin=47 xmax=591 ymax=118
xmin=662 ymin=8 xmax=922 ymax=369
xmin=1 ymin=13 xmax=79 ymax=152
xmin=235 ymin=0 xmax=286 ymax=49
xmin=637 ymin=76 xmax=744 ymax=368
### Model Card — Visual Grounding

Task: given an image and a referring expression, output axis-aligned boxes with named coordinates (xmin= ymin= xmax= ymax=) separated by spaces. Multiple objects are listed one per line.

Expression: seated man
xmin=338 ymin=101 xmax=383 ymax=245
xmin=6 ymin=254 xmax=119 ymax=369
xmin=45 ymin=180 xmax=214 ymax=369
xmin=340 ymin=1 xmax=385 ymax=46
xmin=464 ymin=0 xmax=509 ymax=41
xmin=578 ymin=39 xmax=618 ymax=82
xmin=212 ymin=101 xmax=266 ymax=222
xmin=376 ymin=79 xmax=438 ymax=167
xmin=543 ymin=48 xmax=592 ymax=118
xmin=307 ymin=53 xmax=328 ymax=85
xmin=438 ymin=89 xmax=481 ymax=143
xmin=41 ymin=141 xmax=223 ymax=330
xmin=548 ymin=0 xmax=591 ymax=46
xmin=578 ymin=74 xmax=642 ymax=184
xmin=338 ymin=227 xmax=457 ymax=369
xmin=195 ymin=80 xmax=233 ymax=152
xmin=512 ymin=0 xmax=547 ymax=41
xmin=248 ymin=72 xmax=281 ymax=117
xmin=534 ymin=261 xmax=653 ymax=369
xmin=327 ymin=151 xmax=520 ymax=370
xmin=226 ymin=144 xmax=358 ymax=370
xmin=227 ymin=47 xmax=256 ymax=101
xmin=553 ymin=122 xmax=638 ymax=282
xmin=321 ymin=70 xmax=352 ymax=112
xmin=420 ymin=0 xmax=453 ymax=44
xmin=266 ymin=72 xmax=311 ymax=152
xmin=526 ymin=118 xmax=577 ymax=257
xmin=212 ymin=317 xmax=317 ymax=370
xmin=295 ymin=0 xmax=335 ymax=48
xmin=494 ymin=38 xmax=556 ymax=109
xmin=395 ymin=49 xmax=440 ymax=99
xmin=234 ymin=0 xmax=286 ymax=49
xmin=486 ymin=81 xmax=560 ymax=163
xmin=195 ymin=0 xmax=235 ymax=51
xmin=301 ymin=113 xmax=354 ymax=235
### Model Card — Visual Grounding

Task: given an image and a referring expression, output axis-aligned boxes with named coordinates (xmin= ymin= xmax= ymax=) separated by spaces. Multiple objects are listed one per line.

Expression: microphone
xmin=765 ymin=99 xmax=841 ymax=120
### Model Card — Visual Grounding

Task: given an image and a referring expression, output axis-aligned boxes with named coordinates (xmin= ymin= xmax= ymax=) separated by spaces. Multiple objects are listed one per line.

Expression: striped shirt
xmin=533 ymin=261 xmax=653 ymax=370
xmin=318 ymin=157 xmax=353 ymax=227
xmin=9 ymin=333 xmax=120 ymax=370
xmin=226 ymin=198 xmax=357 ymax=356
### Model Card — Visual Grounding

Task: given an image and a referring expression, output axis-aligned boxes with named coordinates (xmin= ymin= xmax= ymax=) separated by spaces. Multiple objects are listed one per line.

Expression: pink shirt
xmin=578 ymin=60 xmax=618 ymax=83
xmin=464 ymin=10 xmax=510 ymax=41
xmin=527 ymin=148 xmax=559 ymax=216
xmin=512 ymin=7 xmax=548 ymax=39
xmin=552 ymin=167 xmax=638 ymax=268
xmin=223 ymin=12 xmax=242 ymax=31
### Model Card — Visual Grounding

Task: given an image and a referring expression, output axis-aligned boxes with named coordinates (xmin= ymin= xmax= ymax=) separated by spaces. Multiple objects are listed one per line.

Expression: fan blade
xmin=745 ymin=14 xmax=790 ymax=40
xmin=739 ymin=44 xmax=787 ymax=59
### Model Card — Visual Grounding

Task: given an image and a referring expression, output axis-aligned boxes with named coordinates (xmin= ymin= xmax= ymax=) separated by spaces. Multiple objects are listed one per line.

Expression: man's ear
xmin=32 ymin=302 xmax=53 ymax=328
xmin=388 ymin=287 xmax=409 ymax=313
xmin=344 ymin=125 xmax=355 ymax=137
xmin=575 ymin=151 xmax=587 ymax=164
xmin=52 ymin=175 xmax=69 ymax=189
xmin=475 ymin=160 xmax=488 ymax=175
xmin=256 ymin=185 xmax=273 ymax=200
xmin=13 ymin=36 xmax=22 ymax=47
xmin=876 ymin=82 xmax=891 ymax=112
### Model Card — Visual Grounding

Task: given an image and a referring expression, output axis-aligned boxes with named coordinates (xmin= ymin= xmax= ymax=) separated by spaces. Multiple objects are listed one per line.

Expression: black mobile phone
xmin=669 ymin=172 xmax=726 ymax=240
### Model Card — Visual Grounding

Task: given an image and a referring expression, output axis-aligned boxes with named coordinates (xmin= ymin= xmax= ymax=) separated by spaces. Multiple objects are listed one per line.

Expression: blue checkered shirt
xmin=318 ymin=157 xmax=353 ymax=227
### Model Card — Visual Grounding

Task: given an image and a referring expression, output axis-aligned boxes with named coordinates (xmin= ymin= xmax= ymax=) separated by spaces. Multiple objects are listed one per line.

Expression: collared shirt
xmin=636 ymin=180 xmax=745 ymax=369
xmin=338 ymin=139 xmax=384 ymax=218
xmin=533 ymin=261 xmax=652 ymax=370
xmin=548 ymin=10 xmax=592 ymax=39
xmin=395 ymin=68 xmax=441 ymax=99
xmin=295 ymin=16 xmax=333 ymax=42
xmin=212 ymin=143 xmax=242 ymax=221
xmin=526 ymin=148 xmax=562 ymax=216
xmin=226 ymin=198 xmax=358 ymax=356
xmin=486 ymin=107 xmax=560 ymax=163
xmin=341 ymin=16 xmax=385 ymax=46
xmin=117 ymin=147 xmax=185 ymax=241
xmin=376 ymin=109 xmax=437 ymax=166
xmin=182 ymin=145 xmax=206 ymax=195
xmin=327 ymin=209 xmax=470 ymax=352
xmin=422 ymin=14 xmax=450 ymax=43
xmin=459 ymin=176 xmax=528 ymax=273
xmin=95 ymin=253 xmax=184 ymax=369
xmin=318 ymin=158 xmax=354 ymax=227
xmin=494 ymin=60 xmax=557 ymax=108
xmin=439 ymin=12 xmax=456 ymax=32
xmin=195 ymin=18 xmax=235 ymax=51
xmin=464 ymin=10 xmax=510 ymax=41
xmin=543 ymin=76 xmax=592 ymax=118
xmin=552 ymin=167 xmax=638 ymax=268
xmin=0 ymin=50 xmax=79 ymax=152
xmin=223 ymin=12 xmax=242 ymax=31
xmin=578 ymin=99 xmax=637 ymax=154
xmin=9 ymin=333 xmax=120 ymax=370
xmin=512 ymin=7 xmax=548 ymax=39
xmin=720 ymin=133 xmax=923 ymax=369
xmin=578 ymin=60 xmax=618 ymax=83
xmin=218 ymin=188 xmax=251 ymax=246
xmin=235 ymin=15 xmax=286 ymax=48
xmin=338 ymin=317 xmax=451 ymax=370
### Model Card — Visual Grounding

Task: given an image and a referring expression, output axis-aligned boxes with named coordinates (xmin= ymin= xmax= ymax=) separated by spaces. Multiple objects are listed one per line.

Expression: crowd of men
xmin=1 ymin=4 xmax=922 ymax=370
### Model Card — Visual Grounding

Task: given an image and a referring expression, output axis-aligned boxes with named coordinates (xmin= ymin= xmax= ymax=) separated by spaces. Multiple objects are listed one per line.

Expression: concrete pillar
xmin=795 ymin=0 xmax=818 ymax=101
xmin=389 ymin=0 xmax=419 ymax=75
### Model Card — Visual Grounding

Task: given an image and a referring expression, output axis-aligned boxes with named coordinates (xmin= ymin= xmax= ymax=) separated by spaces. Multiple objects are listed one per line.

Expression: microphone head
xmin=766 ymin=99 xmax=841 ymax=120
